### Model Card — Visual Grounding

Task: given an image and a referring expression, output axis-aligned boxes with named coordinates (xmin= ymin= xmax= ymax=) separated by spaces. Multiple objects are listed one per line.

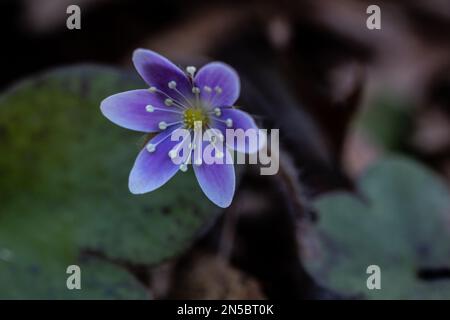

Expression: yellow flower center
xmin=183 ymin=108 xmax=209 ymax=129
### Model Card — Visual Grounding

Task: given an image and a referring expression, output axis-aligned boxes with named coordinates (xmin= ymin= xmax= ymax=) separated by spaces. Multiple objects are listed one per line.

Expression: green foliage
xmin=0 ymin=66 xmax=219 ymax=298
xmin=305 ymin=156 xmax=450 ymax=299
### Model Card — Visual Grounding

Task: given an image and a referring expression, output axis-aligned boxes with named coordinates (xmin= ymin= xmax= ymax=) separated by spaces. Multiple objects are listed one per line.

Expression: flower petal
xmin=213 ymin=108 xmax=262 ymax=153
xmin=129 ymin=127 xmax=181 ymax=194
xmin=195 ymin=62 xmax=240 ymax=107
xmin=193 ymin=149 xmax=235 ymax=208
xmin=100 ymin=89 xmax=182 ymax=132
xmin=133 ymin=49 xmax=192 ymax=97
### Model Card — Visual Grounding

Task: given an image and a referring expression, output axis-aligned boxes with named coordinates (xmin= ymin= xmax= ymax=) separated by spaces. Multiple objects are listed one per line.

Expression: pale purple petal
xmin=193 ymin=150 xmax=235 ymax=208
xmin=100 ymin=89 xmax=182 ymax=133
xmin=213 ymin=108 xmax=262 ymax=153
xmin=129 ymin=127 xmax=181 ymax=194
xmin=133 ymin=49 xmax=192 ymax=97
xmin=195 ymin=62 xmax=240 ymax=108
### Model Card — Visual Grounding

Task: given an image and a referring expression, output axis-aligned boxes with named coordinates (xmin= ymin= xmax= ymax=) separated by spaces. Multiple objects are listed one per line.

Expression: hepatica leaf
xmin=304 ymin=156 xmax=450 ymax=299
xmin=0 ymin=65 xmax=219 ymax=298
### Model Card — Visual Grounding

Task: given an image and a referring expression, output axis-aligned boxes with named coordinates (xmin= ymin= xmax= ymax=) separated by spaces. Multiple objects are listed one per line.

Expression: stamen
xmin=145 ymin=104 xmax=154 ymax=112
xmin=168 ymin=81 xmax=177 ymax=89
xmin=145 ymin=128 xmax=175 ymax=153
xmin=159 ymin=121 xmax=168 ymax=130
xmin=164 ymin=121 xmax=183 ymax=130
xmin=214 ymin=107 xmax=221 ymax=116
xmin=152 ymin=87 xmax=190 ymax=110
xmin=212 ymin=116 xmax=233 ymax=128
xmin=146 ymin=143 xmax=156 ymax=153
xmin=179 ymin=164 xmax=188 ymax=172
xmin=203 ymin=86 xmax=212 ymax=93
xmin=208 ymin=86 xmax=223 ymax=106
xmin=167 ymin=131 xmax=191 ymax=160
xmin=164 ymin=98 xmax=173 ymax=106
xmin=173 ymin=87 xmax=194 ymax=107
xmin=148 ymin=86 xmax=157 ymax=93
xmin=192 ymin=87 xmax=201 ymax=106
xmin=186 ymin=66 xmax=196 ymax=77
xmin=204 ymin=125 xmax=225 ymax=159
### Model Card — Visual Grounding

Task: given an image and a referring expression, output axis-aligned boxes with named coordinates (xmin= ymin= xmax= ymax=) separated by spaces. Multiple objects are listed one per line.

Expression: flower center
xmin=183 ymin=108 xmax=209 ymax=129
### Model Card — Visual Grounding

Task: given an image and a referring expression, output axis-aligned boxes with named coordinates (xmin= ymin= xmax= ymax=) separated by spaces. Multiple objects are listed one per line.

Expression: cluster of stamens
xmin=144 ymin=66 xmax=234 ymax=172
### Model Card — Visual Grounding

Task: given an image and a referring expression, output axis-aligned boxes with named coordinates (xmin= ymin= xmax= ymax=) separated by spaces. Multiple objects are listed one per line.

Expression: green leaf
xmin=304 ymin=156 xmax=450 ymax=299
xmin=0 ymin=65 xmax=220 ymax=298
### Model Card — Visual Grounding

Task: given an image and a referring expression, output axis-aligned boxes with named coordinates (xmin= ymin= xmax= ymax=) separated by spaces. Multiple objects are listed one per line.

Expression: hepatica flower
xmin=100 ymin=49 xmax=259 ymax=207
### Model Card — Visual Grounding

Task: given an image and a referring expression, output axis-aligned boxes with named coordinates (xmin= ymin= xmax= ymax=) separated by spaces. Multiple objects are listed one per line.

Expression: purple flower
xmin=100 ymin=49 xmax=259 ymax=208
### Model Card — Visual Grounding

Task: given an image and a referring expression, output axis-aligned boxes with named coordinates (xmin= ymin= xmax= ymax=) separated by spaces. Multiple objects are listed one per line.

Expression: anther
xmin=214 ymin=107 xmax=221 ymax=116
xmin=216 ymin=150 xmax=224 ymax=159
xmin=226 ymin=118 xmax=233 ymax=128
xmin=145 ymin=104 xmax=154 ymax=112
xmin=164 ymin=98 xmax=173 ymax=106
xmin=204 ymin=86 xmax=212 ymax=93
xmin=192 ymin=87 xmax=200 ymax=94
xmin=214 ymin=86 xmax=222 ymax=94
xmin=186 ymin=66 xmax=196 ymax=76
xmin=146 ymin=143 xmax=156 ymax=153
xmin=149 ymin=86 xmax=157 ymax=93
xmin=159 ymin=121 xmax=168 ymax=130
xmin=180 ymin=164 xmax=188 ymax=172
xmin=168 ymin=81 xmax=177 ymax=89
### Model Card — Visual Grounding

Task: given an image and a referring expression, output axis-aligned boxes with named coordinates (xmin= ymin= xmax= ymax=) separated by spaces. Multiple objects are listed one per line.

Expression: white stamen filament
xmin=205 ymin=126 xmax=225 ymax=159
xmin=208 ymin=85 xmax=223 ymax=106
xmin=212 ymin=116 xmax=233 ymax=128
xmin=145 ymin=130 xmax=174 ymax=153
xmin=159 ymin=120 xmax=182 ymax=130
xmin=168 ymin=131 xmax=191 ymax=160
xmin=146 ymin=105 xmax=182 ymax=114
xmin=151 ymin=87 xmax=190 ymax=110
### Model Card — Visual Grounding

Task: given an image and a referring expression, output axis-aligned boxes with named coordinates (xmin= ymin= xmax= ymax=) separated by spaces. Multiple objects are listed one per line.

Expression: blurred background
xmin=1 ymin=0 xmax=450 ymax=299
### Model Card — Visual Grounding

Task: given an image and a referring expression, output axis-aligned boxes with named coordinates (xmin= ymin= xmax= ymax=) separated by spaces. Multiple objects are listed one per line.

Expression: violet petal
xmin=129 ymin=126 xmax=181 ymax=194
xmin=133 ymin=49 xmax=192 ymax=98
xmin=195 ymin=62 xmax=240 ymax=108
xmin=100 ymin=89 xmax=182 ymax=133
xmin=213 ymin=108 xmax=261 ymax=153
xmin=193 ymin=149 xmax=235 ymax=208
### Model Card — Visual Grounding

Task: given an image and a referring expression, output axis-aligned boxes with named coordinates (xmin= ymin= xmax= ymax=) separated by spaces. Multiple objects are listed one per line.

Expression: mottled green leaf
xmin=304 ymin=156 xmax=450 ymax=299
xmin=0 ymin=65 xmax=220 ymax=298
